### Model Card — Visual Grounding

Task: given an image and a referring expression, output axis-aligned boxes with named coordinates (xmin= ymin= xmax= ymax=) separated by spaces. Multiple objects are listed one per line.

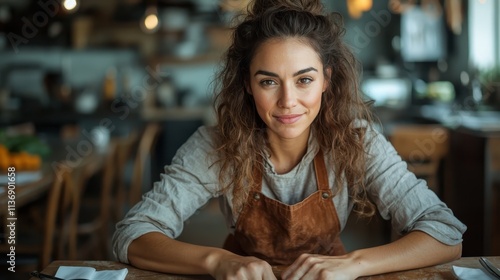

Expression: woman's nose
xmin=278 ymin=84 xmax=298 ymax=108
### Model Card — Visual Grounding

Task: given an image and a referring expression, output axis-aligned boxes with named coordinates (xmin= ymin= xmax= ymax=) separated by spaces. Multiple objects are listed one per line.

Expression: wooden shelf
xmin=141 ymin=106 xmax=214 ymax=124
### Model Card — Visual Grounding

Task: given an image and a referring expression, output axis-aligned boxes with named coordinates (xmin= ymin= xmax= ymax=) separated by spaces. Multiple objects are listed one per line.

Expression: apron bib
xmin=223 ymin=150 xmax=346 ymax=265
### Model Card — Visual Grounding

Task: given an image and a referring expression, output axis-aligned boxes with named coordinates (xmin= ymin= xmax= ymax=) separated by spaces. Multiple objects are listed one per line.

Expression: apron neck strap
xmin=314 ymin=149 xmax=331 ymax=191
xmin=252 ymin=157 xmax=263 ymax=192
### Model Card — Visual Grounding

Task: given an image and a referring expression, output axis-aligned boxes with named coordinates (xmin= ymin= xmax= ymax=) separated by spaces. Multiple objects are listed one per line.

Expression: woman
xmin=113 ymin=0 xmax=466 ymax=279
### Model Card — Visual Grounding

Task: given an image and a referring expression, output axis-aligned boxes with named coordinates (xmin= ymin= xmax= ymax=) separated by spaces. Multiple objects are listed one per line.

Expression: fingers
xmin=282 ymin=253 xmax=320 ymax=280
xmin=233 ymin=259 xmax=277 ymax=280
xmin=214 ymin=256 xmax=277 ymax=280
xmin=281 ymin=254 xmax=351 ymax=280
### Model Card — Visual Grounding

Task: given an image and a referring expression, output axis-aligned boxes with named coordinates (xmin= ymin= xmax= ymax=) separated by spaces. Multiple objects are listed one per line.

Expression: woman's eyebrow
xmin=254 ymin=70 xmax=279 ymax=77
xmin=293 ymin=67 xmax=318 ymax=76
xmin=254 ymin=67 xmax=318 ymax=77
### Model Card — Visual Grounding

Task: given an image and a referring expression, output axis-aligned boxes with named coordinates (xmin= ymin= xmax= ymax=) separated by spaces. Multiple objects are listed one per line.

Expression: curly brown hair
xmin=213 ymin=0 xmax=375 ymax=217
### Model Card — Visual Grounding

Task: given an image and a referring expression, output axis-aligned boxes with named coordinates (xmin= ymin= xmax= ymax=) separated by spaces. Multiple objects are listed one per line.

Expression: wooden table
xmin=0 ymin=164 xmax=54 ymax=219
xmin=29 ymin=257 xmax=500 ymax=279
xmin=0 ymin=143 xmax=108 ymax=219
xmin=0 ymin=138 xmax=111 ymax=254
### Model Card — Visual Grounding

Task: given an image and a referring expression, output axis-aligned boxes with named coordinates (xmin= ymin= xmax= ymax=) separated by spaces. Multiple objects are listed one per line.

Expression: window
xmin=468 ymin=0 xmax=500 ymax=69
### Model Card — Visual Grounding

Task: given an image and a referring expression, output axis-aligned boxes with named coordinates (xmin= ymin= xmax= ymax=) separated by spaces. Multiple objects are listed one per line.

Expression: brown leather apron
xmin=223 ymin=150 xmax=346 ymax=265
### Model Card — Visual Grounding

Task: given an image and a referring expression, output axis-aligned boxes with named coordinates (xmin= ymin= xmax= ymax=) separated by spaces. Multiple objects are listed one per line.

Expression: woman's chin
xmin=268 ymin=125 xmax=310 ymax=141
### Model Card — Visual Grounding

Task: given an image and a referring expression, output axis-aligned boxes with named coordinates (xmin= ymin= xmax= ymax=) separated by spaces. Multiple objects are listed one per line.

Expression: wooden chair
xmin=129 ymin=123 xmax=162 ymax=206
xmin=41 ymin=152 xmax=104 ymax=265
xmin=2 ymin=162 xmax=79 ymax=272
xmin=113 ymin=130 xmax=140 ymax=222
xmin=114 ymin=123 xmax=162 ymax=220
xmin=74 ymin=140 xmax=118 ymax=260
xmin=40 ymin=165 xmax=78 ymax=268
xmin=389 ymin=125 xmax=450 ymax=195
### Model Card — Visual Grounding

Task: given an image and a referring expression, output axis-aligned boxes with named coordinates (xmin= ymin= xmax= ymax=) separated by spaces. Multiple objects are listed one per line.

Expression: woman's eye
xmin=298 ymin=77 xmax=313 ymax=84
xmin=260 ymin=80 xmax=277 ymax=86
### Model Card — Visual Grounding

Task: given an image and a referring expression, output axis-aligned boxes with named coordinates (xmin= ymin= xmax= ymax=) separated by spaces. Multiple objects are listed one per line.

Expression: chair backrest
xmin=73 ymin=139 xmax=118 ymax=260
xmin=129 ymin=123 xmax=162 ymax=206
xmin=112 ymin=123 xmax=162 ymax=220
xmin=40 ymin=163 xmax=78 ymax=269
xmin=112 ymin=131 xmax=140 ymax=222
xmin=389 ymin=125 xmax=450 ymax=193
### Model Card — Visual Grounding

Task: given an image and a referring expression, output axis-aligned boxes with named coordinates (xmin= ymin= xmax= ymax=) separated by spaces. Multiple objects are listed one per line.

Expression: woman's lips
xmin=275 ymin=114 xmax=303 ymax=124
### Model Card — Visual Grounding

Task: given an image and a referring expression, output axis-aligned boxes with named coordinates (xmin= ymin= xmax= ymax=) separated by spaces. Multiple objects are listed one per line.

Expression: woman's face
xmin=248 ymin=38 xmax=329 ymax=142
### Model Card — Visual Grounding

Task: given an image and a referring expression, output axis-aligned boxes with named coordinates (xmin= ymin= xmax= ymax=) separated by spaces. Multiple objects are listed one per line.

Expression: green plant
xmin=0 ymin=130 xmax=51 ymax=158
xmin=477 ymin=66 xmax=500 ymax=108
xmin=479 ymin=66 xmax=500 ymax=86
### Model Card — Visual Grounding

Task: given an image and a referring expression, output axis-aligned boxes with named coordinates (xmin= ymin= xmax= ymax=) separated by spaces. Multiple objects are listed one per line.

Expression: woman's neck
xmin=267 ymin=129 xmax=310 ymax=174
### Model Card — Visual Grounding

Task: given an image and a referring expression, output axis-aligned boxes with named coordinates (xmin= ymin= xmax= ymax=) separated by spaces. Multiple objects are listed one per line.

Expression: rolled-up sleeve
xmin=364 ymin=129 xmax=466 ymax=245
xmin=112 ymin=126 xmax=221 ymax=263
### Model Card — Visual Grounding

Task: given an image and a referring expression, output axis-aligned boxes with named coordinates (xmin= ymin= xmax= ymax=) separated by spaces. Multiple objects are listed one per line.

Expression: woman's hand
xmin=281 ymin=253 xmax=360 ymax=280
xmin=128 ymin=233 xmax=277 ymax=278
xmin=210 ymin=254 xmax=277 ymax=280
xmin=280 ymin=231 xmax=462 ymax=280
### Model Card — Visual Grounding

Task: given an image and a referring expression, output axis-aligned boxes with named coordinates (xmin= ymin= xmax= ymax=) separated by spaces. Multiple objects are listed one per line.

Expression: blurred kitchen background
xmin=0 ymin=0 xmax=499 ymax=277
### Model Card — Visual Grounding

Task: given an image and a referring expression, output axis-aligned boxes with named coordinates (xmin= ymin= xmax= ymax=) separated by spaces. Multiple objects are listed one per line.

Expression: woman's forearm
xmin=128 ymin=231 xmax=462 ymax=278
xmin=351 ymin=230 xmax=462 ymax=278
xmin=127 ymin=232 xmax=232 ymax=275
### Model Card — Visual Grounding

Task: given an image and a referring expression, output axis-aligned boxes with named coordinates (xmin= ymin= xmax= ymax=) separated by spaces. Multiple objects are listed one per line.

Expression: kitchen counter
xmin=418 ymin=104 xmax=500 ymax=133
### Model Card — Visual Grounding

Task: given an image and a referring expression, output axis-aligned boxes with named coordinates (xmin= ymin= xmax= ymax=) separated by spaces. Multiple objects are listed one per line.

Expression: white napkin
xmin=0 ymin=171 xmax=42 ymax=186
xmin=452 ymin=265 xmax=496 ymax=280
xmin=55 ymin=266 xmax=128 ymax=280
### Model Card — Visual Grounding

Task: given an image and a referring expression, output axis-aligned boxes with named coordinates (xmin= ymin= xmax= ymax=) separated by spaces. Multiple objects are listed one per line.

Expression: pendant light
xmin=141 ymin=1 xmax=160 ymax=33
xmin=62 ymin=0 xmax=79 ymax=13
xmin=347 ymin=0 xmax=373 ymax=19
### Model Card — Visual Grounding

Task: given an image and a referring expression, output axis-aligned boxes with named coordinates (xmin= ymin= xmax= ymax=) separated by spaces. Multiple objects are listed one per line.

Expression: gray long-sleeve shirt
xmin=112 ymin=125 xmax=466 ymax=263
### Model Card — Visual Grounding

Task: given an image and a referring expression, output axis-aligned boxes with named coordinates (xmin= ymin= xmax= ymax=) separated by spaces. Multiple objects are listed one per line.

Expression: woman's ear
xmin=323 ymin=67 xmax=332 ymax=92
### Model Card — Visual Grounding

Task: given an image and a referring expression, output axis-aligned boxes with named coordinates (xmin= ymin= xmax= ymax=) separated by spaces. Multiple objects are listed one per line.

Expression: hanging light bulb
xmin=63 ymin=0 xmax=79 ymax=12
xmin=358 ymin=0 xmax=373 ymax=11
xmin=347 ymin=0 xmax=373 ymax=19
xmin=347 ymin=0 xmax=362 ymax=19
xmin=141 ymin=5 xmax=160 ymax=33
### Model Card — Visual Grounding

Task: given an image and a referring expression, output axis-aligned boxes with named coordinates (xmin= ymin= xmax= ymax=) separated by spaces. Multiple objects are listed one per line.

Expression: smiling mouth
xmin=275 ymin=114 xmax=303 ymax=124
